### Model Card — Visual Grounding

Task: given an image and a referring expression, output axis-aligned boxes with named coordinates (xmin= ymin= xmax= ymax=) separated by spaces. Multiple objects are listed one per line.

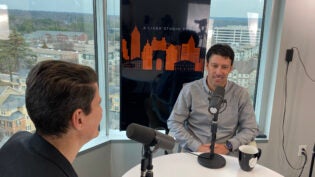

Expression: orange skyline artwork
xmin=122 ymin=26 xmax=204 ymax=72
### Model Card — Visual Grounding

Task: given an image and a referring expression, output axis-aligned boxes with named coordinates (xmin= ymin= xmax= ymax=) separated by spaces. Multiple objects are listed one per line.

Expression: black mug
xmin=238 ymin=145 xmax=262 ymax=171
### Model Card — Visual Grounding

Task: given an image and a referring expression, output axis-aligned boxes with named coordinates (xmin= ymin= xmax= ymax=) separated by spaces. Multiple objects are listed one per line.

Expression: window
xmin=0 ymin=120 xmax=4 ymax=128
xmin=205 ymin=1 xmax=271 ymax=138
xmin=0 ymin=0 xmax=97 ymax=147
xmin=7 ymin=122 xmax=12 ymax=128
xmin=106 ymin=0 xmax=120 ymax=132
xmin=208 ymin=0 xmax=265 ymax=104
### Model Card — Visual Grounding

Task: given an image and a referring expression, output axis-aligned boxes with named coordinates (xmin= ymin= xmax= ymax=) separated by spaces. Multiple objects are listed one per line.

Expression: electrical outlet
xmin=298 ymin=145 xmax=307 ymax=156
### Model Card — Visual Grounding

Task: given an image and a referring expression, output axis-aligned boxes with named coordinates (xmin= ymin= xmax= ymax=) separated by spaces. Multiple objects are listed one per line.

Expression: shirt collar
xmin=202 ymin=76 xmax=230 ymax=94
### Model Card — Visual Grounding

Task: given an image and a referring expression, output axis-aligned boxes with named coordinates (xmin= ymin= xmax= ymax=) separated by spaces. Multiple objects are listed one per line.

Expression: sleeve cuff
xmin=188 ymin=141 xmax=202 ymax=152
xmin=227 ymin=139 xmax=240 ymax=151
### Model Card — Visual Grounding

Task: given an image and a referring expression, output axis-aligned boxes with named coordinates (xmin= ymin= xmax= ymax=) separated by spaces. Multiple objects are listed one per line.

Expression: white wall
xmin=258 ymin=0 xmax=315 ymax=177
xmin=73 ymin=141 xmax=165 ymax=177
xmin=73 ymin=0 xmax=315 ymax=177
xmin=73 ymin=142 xmax=111 ymax=177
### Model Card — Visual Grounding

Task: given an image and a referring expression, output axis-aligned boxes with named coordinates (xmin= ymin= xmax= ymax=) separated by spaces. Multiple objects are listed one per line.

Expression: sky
xmin=0 ymin=0 xmax=263 ymax=17
xmin=0 ymin=0 xmax=94 ymax=14
xmin=210 ymin=0 xmax=264 ymax=18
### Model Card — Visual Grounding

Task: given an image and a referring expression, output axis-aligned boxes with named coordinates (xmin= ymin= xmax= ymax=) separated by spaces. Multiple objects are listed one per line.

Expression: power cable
xmin=281 ymin=56 xmax=307 ymax=175
xmin=297 ymin=150 xmax=308 ymax=177
xmin=292 ymin=47 xmax=315 ymax=82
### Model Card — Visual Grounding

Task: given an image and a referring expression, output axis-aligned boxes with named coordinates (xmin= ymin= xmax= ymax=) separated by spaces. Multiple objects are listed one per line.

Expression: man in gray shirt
xmin=167 ymin=44 xmax=258 ymax=154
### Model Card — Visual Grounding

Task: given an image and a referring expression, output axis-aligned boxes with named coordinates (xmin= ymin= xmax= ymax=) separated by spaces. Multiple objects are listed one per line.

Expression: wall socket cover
xmin=298 ymin=145 xmax=307 ymax=156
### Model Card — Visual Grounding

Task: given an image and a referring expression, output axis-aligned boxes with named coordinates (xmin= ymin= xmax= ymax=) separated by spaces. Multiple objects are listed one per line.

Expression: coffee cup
xmin=238 ymin=145 xmax=262 ymax=171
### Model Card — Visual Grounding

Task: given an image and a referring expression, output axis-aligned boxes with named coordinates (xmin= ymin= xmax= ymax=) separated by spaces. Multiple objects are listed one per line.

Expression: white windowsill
xmin=79 ymin=129 xmax=129 ymax=152
xmin=79 ymin=129 xmax=269 ymax=155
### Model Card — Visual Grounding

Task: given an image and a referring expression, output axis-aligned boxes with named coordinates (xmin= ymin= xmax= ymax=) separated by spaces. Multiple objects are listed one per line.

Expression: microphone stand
xmin=197 ymin=111 xmax=226 ymax=168
xmin=140 ymin=145 xmax=153 ymax=177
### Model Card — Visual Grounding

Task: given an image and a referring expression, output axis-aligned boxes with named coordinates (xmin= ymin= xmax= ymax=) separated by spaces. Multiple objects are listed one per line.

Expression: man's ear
xmin=71 ymin=109 xmax=84 ymax=130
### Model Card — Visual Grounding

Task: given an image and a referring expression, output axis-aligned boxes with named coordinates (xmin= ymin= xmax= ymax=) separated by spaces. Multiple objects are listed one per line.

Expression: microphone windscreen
xmin=214 ymin=86 xmax=225 ymax=97
xmin=155 ymin=131 xmax=175 ymax=150
xmin=126 ymin=123 xmax=155 ymax=146
xmin=208 ymin=86 xmax=225 ymax=114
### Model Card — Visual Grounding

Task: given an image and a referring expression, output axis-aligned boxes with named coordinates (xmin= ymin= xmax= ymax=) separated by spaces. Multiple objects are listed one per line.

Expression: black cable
xmin=187 ymin=151 xmax=199 ymax=157
xmin=292 ymin=47 xmax=315 ymax=82
xmin=281 ymin=61 xmax=305 ymax=170
xmin=309 ymin=143 xmax=315 ymax=177
xmin=187 ymin=151 xmax=219 ymax=160
xmin=298 ymin=150 xmax=308 ymax=177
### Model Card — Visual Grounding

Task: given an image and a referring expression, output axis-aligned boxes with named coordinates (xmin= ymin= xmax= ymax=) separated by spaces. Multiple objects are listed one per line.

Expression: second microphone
xmin=126 ymin=123 xmax=175 ymax=150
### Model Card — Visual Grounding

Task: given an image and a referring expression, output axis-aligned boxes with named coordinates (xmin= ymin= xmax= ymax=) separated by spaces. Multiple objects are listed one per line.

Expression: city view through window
xmin=0 ymin=1 xmax=96 ymax=146
xmin=0 ymin=0 xmax=265 ymax=147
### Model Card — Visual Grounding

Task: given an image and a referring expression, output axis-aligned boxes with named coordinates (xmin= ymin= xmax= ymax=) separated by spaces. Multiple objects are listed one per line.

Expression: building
xmin=0 ymin=86 xmax=35 ymax=137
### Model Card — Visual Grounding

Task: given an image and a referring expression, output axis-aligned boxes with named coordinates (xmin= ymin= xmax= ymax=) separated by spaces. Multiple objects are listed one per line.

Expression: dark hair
xmin=206 ymin=44 xmax=235 ymax=65
xmin=25 ymin=60 xmax=98 ymax=136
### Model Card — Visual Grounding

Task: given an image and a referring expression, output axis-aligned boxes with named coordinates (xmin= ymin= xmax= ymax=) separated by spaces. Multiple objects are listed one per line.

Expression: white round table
xmin=122 ymin=152 xmax=283 ymax=177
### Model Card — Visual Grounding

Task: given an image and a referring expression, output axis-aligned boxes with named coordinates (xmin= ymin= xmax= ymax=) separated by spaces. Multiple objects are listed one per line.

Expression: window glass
xmin=208 ymin=0 xmax=265 ymax=105
xmin=107 ymin=0 xmax=120 ymax=132
xmin=207 ymin=1 xmax=266 ymax=136
xmin=0 ymin=0 xmax=96 ymax=147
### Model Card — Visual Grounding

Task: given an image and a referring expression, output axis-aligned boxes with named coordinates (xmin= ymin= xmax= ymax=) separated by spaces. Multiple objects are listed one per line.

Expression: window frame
xmin=254 ymin=0 xmax=285 ymax=138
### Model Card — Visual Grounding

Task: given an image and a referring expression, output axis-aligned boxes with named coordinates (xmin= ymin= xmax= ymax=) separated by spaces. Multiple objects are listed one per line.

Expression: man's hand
xmin=197 ymin=143 xmax=229 ymax=154
xmin=197 ymin=144 xmax=210 ymax=152
xmin=213 ymin=143 xmax=229 ymax=155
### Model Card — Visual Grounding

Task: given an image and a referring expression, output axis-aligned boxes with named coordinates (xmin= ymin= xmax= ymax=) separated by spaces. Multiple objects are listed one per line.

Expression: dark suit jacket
xmin=0 ymin=131 xmax=78 ymax=177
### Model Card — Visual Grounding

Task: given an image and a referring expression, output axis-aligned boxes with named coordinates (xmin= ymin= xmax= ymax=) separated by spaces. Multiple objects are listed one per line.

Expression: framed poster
xmin=120 ymin=0 xmax=211 ymax=130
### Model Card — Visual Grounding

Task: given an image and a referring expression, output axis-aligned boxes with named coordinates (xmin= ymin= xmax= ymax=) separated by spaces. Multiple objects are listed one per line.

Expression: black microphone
xmin=126 ymin=123 xmax=175 ymax=150
xmin=198 ymin=86 xmax=226 ymax=169
xmin=208 ymin=86 xmax=225 ymax=114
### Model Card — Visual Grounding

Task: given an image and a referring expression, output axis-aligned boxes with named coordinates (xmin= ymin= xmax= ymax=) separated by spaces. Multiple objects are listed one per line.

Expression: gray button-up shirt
xmin=167 ymin=77 xmax=258 ymax=152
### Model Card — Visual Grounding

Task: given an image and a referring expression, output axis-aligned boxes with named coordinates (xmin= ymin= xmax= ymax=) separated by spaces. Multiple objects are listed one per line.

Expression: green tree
xmin=0 ymin=29 xmax=36 ymax=82
xmin=19 ymin=19 xmax=35 ymax=33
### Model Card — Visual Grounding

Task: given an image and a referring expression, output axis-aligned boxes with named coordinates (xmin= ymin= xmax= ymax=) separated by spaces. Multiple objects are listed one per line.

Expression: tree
xmin=0 ymin=29 xmax=36 ymax=82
